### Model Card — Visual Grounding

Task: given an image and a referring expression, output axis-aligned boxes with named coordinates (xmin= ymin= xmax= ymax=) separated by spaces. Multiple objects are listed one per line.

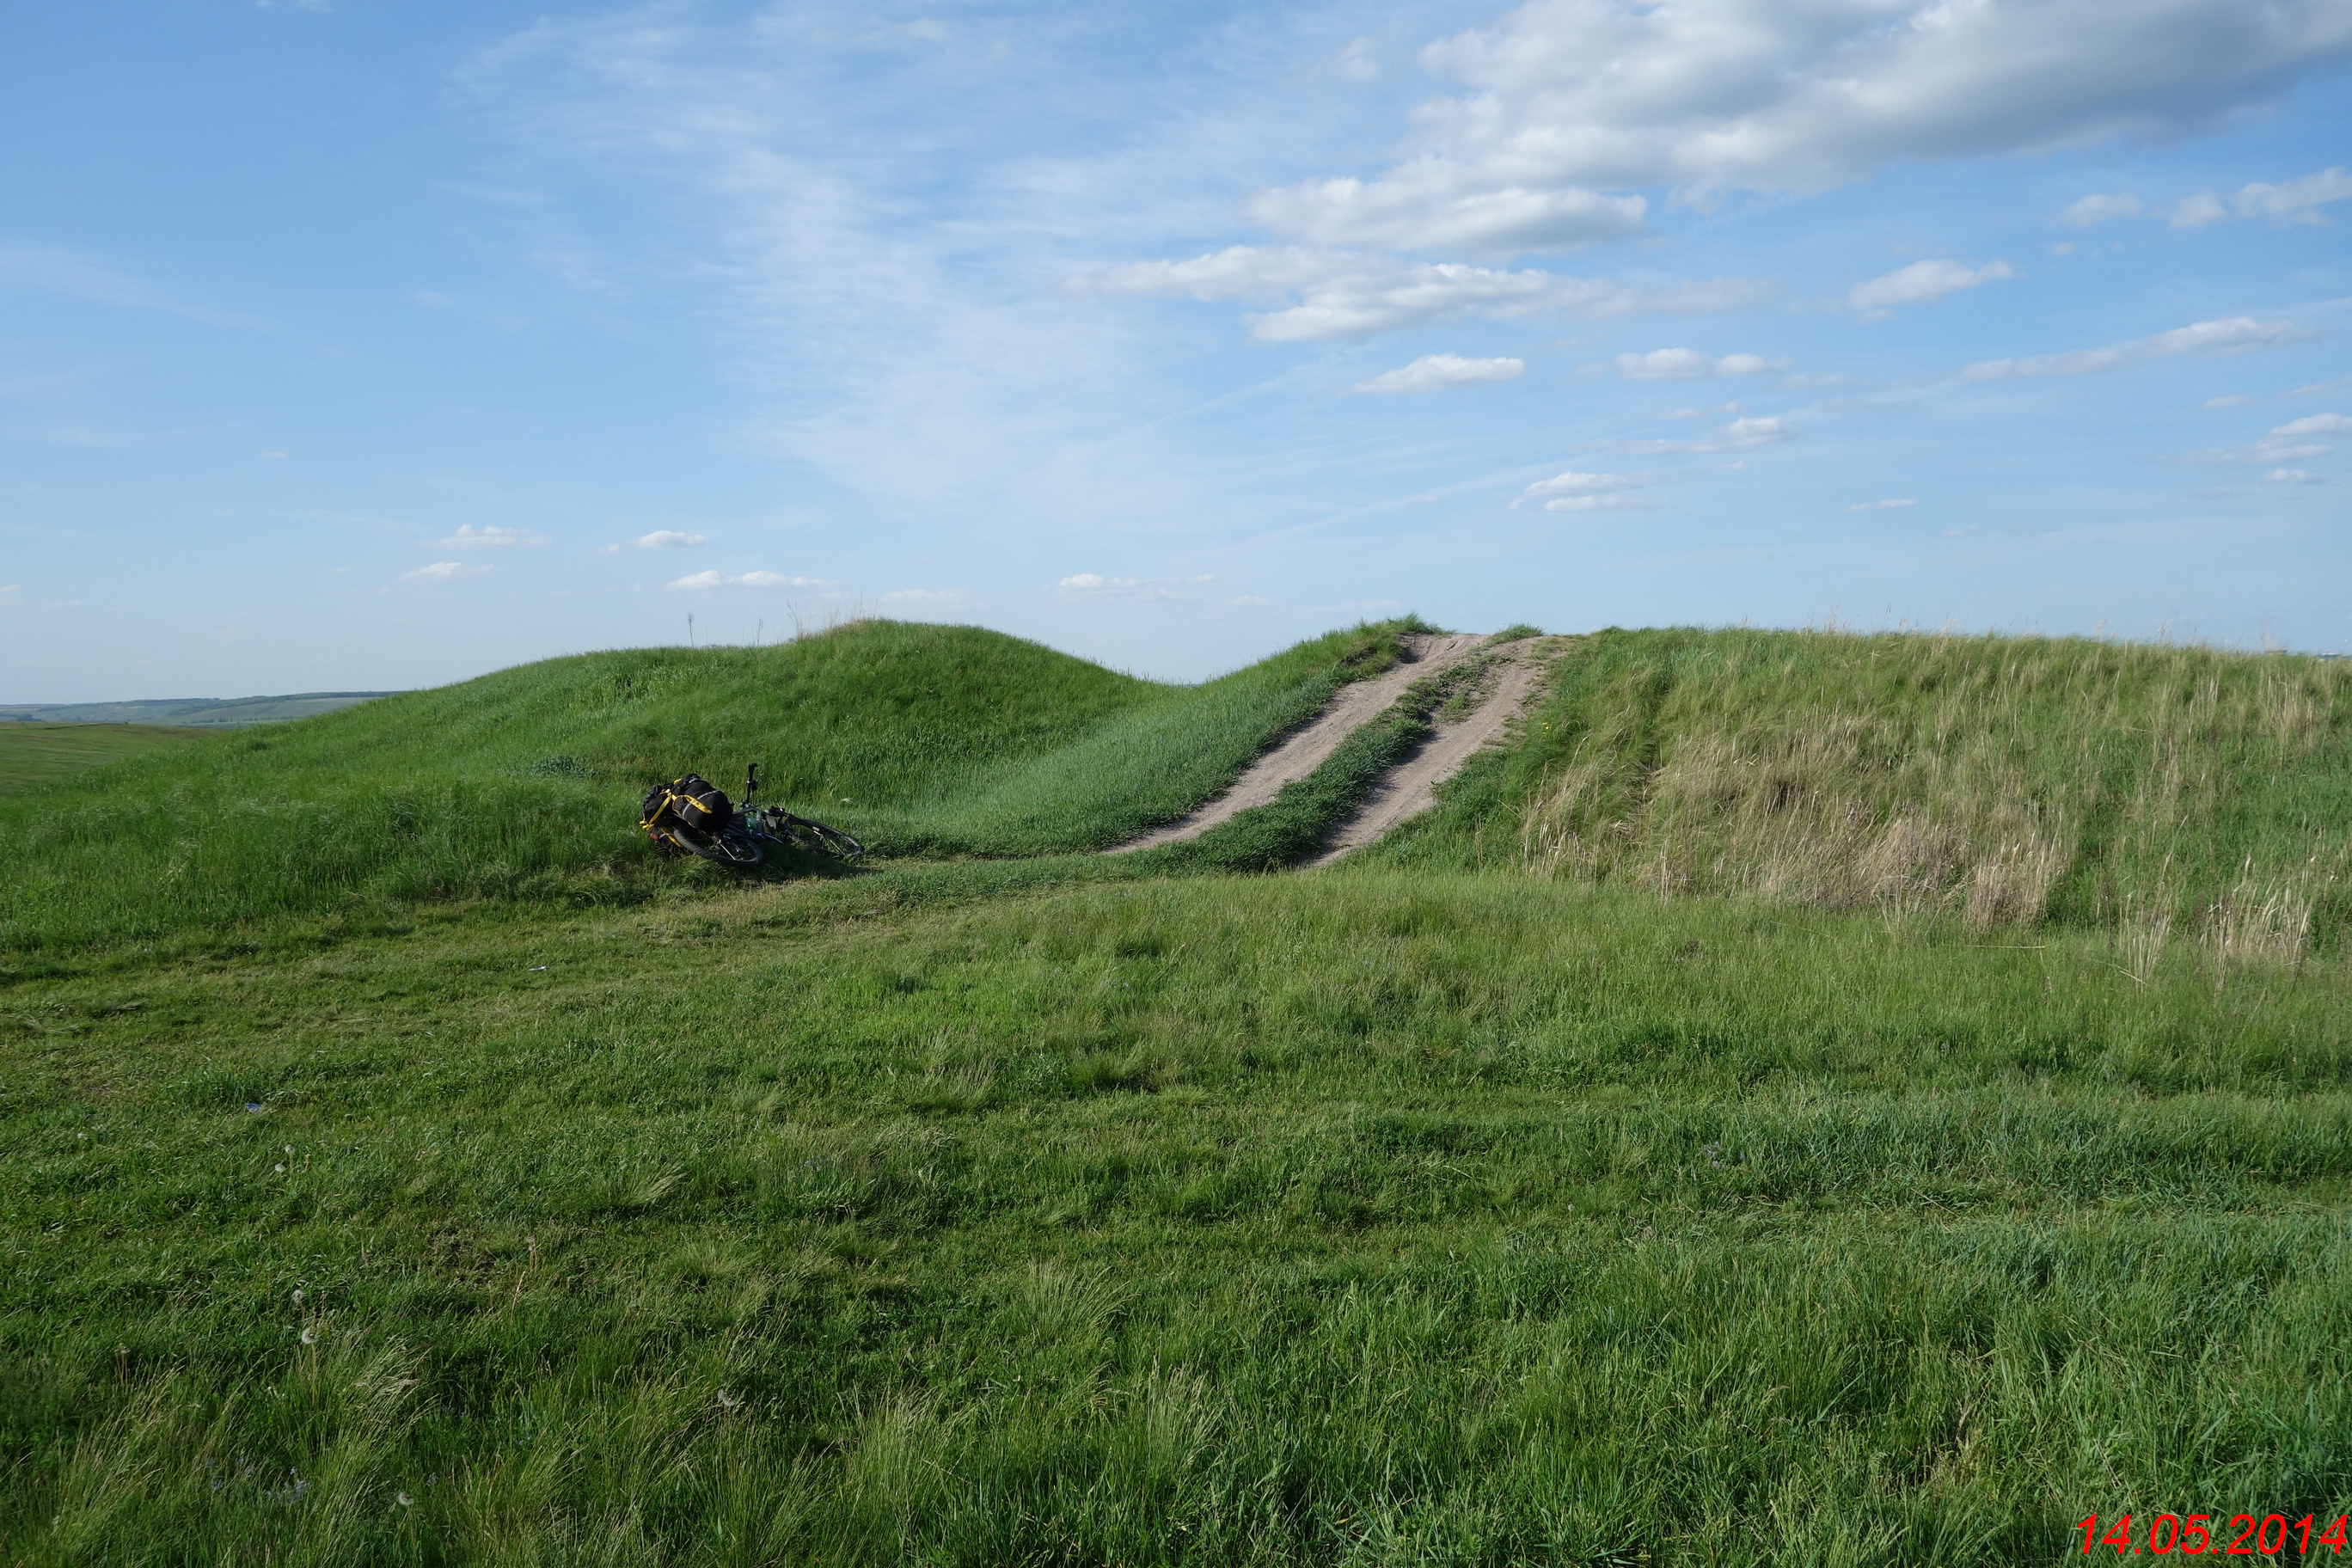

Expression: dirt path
xmin=1302 ymin=638 xmax=1558 ymax=868
xmin=1105 ymin=632 xmax=1489 ymax=854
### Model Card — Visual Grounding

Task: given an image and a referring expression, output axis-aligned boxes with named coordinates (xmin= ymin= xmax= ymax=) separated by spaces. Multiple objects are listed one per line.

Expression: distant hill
xmin=0 ymin=692 xmax=401 ymax=727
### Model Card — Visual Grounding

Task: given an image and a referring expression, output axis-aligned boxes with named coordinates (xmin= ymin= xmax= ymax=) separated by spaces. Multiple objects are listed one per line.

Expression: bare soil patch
xmin=1106 ymin=633 xmax=1488 ymax=854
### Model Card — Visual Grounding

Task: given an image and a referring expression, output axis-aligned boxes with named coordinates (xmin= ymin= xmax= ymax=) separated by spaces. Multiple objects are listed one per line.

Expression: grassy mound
xmin=1370 ymin=628 xmax=2352 ymax=958
xmin=0 ymin=619 xmax=1414 ymax=955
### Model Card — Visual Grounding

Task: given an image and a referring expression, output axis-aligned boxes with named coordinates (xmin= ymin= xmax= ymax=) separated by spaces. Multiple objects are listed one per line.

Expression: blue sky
xmin=3 ymin=0 xmax=2349 ymax=698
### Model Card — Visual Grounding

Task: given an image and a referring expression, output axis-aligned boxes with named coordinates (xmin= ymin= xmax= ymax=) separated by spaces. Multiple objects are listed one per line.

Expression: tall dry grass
xmin=1509 ymin=629 xmax=2350 ymax=960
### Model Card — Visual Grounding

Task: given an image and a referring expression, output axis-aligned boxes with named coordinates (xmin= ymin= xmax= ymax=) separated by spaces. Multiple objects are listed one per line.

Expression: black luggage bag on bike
xmin=640 ymin=774 xmax=732 ymax=842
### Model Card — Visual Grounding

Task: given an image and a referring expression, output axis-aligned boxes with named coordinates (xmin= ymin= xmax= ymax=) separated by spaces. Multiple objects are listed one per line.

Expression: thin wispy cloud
xmin=1351 ymin=354 xmax=1524 ymax=395
xmin=1614 ymin=349 xmax=1785 ymax=381
xmin=1849 ymin=260 xmax=2013 ymax=319
xmin=1965 ymin=317 xmax=2311 ymax=380
xmin=1081 ymin=248 xmax=1770 ymax=342
xmin=400 ymin=561 xmax=494 ymax=584
xmin=667 ymin=570 xmax=836 ymax=591
xmin=1847 ymin=499 xmax=1918 ymax=511
xmin=427 ymin=524 xmax=548 ymax=548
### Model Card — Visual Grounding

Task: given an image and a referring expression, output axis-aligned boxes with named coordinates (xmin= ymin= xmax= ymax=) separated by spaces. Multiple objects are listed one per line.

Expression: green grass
xmin=6 ymin=618 xmax=2350 ymax=1561
xmin=1371 ymin=627 xmax=2352 ymax=959
xmin=3 ymin=870 xmax=2349 ymax=1564
xmin=0 ymin=620 xmax=1419 ymax=955
xmin=0 ymin=725 xmax=214 ymax=795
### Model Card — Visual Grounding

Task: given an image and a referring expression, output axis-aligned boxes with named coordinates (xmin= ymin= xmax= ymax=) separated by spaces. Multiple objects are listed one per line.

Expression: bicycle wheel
xmin=673 ymin=823 xmax=763 ymax=867
xmin=801 ymin=822 xmax=864 ymax=859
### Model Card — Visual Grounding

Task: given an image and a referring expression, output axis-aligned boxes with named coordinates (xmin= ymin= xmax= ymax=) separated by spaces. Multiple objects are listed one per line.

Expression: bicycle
xmin=650 ymin=763 xmax=864 ymax=867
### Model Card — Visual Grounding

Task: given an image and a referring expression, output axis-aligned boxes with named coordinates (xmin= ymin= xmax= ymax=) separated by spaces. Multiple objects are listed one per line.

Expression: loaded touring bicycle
xmin=640 ymin=764 xmax=862 ymax=867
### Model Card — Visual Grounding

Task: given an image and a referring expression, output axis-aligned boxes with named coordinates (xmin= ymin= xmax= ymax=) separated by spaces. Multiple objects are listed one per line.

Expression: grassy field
xmin=0 ymin=620 xmax=1419 ymax=955
xmin=3 ymin=620 xmax=2348 ymax=1563
xmin=0 ymin=694 xmax=401 ymax=728
xmin=4 ymin=869 xmax=2348 ymax=1564
xmin=0 ymin=724 xmax=214 ymax=796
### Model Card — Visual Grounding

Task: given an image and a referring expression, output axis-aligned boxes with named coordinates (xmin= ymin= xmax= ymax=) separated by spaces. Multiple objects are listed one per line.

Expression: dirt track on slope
xmin=1105 ymin=633 xmax=1489 ymax=854
xmin=1302 ymin=637 xmax=1559 ymax=868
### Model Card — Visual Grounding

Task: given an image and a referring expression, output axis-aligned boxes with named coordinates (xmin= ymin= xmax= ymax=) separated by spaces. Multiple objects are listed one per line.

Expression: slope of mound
xmin=1366 ymin=627 xmax=2352 ymax=956
xmin=0 ymin=619 xmax=1412 ymax=954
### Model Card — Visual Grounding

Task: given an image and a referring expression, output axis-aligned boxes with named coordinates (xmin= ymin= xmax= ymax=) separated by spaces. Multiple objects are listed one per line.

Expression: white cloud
xmin=735 ymin=571 xmax=833 ymax=589
xmin=1849 ymin=260 xmax=2014 ymax=315
xmin=0 ymin=243 xmax=260 ymax=328
xmin=1543 ymin=493 xmax=1643 ymax=512
xmin=1079 ymin=247 xmax=1770 ymax=341
xmin=2171 ymin=167 xmax=2352 ymax=228
xmin=2265 ymin=468 xmax=2321 ymax=484
xmin=2204 ymin=395 xmax=2251 ymax=408
xmin=635 ymin=530 xmax=706 ymax=548
xmin=2061 ymin=193 xmax=2142 ymax=225
xmin=1211 ymin=0 xmax=2352 ymax=260
xmin=1614 ymin=348 xmax=1784 ymax=380
xmin=1058 ymin=572 xmax=1216 ymax=594
xmin=1335 ymin=38 xmax=1378 ymax=82
xmin=401 ymin=561 xmax=495 ymax=584
xmin=1412 ymin=0 xmax=2352 ymax=196
xmin=2271 ymin=412 xmax=2350 ymax=438
xmin=1965 ymin=316 xmax=2311 ymax=379
xmin=1248 ymin=175 xmax=1647 ymax=256
xmin=2165 ymin=192 xmax=2231 ymax=228
xmin=2233 ymin=166 xmax=2352 ymax=222
xmin=1526 ymin=469 xmax=1642 ymax=497
xmin=427 ymin=524 xmax=548 ymax=548
xmin=669 ymin=569 xmax=836 ymax=591
xmin=1618 ymin=414 xmax=1796 ymax=455
xmin=1352 ymin=353 xmax=1526 ymax=394
xmin=1847 ymin=498 xmax=1918 ymax=511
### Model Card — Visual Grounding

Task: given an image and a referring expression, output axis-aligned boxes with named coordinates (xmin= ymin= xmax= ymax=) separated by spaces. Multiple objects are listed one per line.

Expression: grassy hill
xmin=0 ymin=619 xmax=1417 ymax=955
xmin=1373 ymin=627 xmax=2352 ymax=962
xmin=3 ymin=619 xmax=2349 ymax=1564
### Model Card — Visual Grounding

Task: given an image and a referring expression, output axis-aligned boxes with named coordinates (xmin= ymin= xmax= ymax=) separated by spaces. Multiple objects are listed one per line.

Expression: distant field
xmin=0 ymin=691 xmax=400 ymax=728
xmin=0 ymin=722 xmax=214 ymax=795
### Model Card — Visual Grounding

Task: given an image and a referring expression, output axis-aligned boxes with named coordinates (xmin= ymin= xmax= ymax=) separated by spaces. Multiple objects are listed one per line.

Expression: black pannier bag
xmin=641 ymin=774 xmax=731 ymax=838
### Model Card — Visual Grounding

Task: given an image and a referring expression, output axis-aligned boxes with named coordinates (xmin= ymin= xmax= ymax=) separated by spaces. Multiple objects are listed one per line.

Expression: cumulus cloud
xmin=1847 ymin=498 xmax=1918 ymax=511
xmin=1179 ymin=0 xmax=2352 ymax=261
xmin=1078 ymin=247 xmax=1770 ymax=341
xmin=427 ymin=524 xmax=548 ymax=548
xmin=2170 ymin=167 xmax=2352 ymax=227
xmin=668 ymin=569 xmax=835 ymax=590
xmin=2061 ymin=193 xmax=2143 ymax=225
xmin=1614 ymin=347 xmax=1784 ymax=380
xmin=1964 ymin=316 xmax=2311 ymax=379
xmin=2265 ymin=468 xmax=2321 ymax=483
xmin=1849 ymin=260 xmax=2014 ymax=316
xmin=401 ymin=561 xmax=495 ymax=584
xmin=1390 ymin=0 xmax=2352 ymax=209
xmin=1352 ymin=353 xmax=1526 ymax=394
xmin=636 ymin=530 xmax=707 ymax=548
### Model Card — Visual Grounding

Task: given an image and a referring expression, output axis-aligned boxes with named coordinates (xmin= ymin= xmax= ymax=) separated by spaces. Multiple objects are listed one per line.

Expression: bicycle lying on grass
xmin=640 ymin=763 xmax=863 ymax=867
